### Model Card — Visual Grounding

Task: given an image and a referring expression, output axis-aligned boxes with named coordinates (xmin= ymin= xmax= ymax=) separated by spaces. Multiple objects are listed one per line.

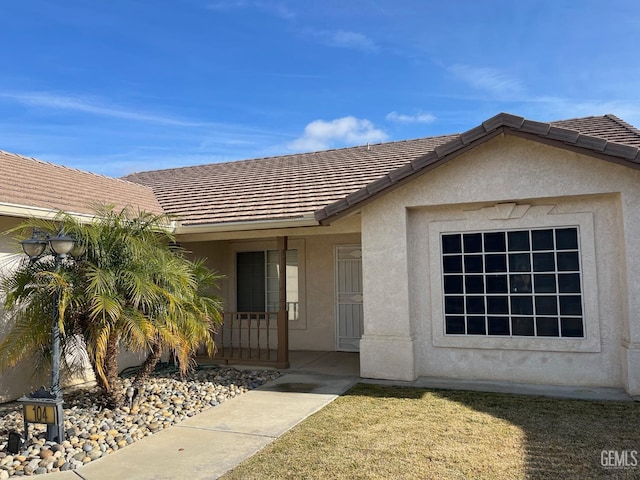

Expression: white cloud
xmin=329 ymin=31 xmax=378 ymax=52
xmin=386 ymin=111 xmax=436 ymax=124
xmin=531 ymin=96 xmax=640 ymax=121
xmin=206 ymin=1 xmax=295 ymax=20
xmin=449 ymin=64 xmax=523 ymax=96
xmin=0 ymin=90 xmax=207 ymax=127
xmin=288 ymin=116 xmax=388 ymax=152
xmin=304 ymin=29 xmax=378 ymax=52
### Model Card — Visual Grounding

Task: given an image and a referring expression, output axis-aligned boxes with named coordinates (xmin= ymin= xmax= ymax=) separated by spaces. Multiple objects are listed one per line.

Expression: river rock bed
xmin=0 ymin=366 xmax=280 ymax=477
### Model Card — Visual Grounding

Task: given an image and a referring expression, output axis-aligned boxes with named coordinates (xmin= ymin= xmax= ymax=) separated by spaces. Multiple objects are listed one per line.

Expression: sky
xmin=1 ymin=1 xmax=639 ymax=178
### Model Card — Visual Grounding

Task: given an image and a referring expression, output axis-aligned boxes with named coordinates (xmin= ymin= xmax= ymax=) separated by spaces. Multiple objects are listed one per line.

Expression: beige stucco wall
xmin=182 ymin=218 xmax=361 ymax=352
xmin=360 ymin=133 xmax=640 ymax=394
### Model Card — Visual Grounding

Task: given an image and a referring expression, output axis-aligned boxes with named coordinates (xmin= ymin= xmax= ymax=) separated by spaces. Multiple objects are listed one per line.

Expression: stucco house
xmin=2 ymin=112 xmax=640 ymax=402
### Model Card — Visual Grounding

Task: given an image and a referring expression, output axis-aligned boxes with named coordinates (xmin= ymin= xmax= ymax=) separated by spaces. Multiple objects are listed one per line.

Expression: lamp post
xmin=20 ymin=228 xmax=77 ymax=443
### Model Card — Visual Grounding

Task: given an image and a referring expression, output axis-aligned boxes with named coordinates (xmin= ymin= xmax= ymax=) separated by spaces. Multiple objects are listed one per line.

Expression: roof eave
xmin=174 ymin=214 xmax=319 ymax=235
xmin=0 ymin=202 xmax=95 ymax=222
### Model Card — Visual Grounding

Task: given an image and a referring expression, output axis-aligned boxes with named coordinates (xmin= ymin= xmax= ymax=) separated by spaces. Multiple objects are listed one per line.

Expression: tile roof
xmin=124 ymin=113 xmax=640 ymax=228
xmin=123 ymin=134 xmax=458 ymax=226
xmin=0 ymin=150 xmax=163 ymax=217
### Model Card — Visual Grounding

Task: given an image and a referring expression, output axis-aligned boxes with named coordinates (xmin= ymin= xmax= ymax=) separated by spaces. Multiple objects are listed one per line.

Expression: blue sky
xmin=1 ymin=1 xmax=638 ymax=177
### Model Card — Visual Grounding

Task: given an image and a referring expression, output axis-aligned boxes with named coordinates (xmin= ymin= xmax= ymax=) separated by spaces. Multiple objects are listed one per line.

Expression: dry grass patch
xmin=222 ymin=384 xmax=640 ymax=480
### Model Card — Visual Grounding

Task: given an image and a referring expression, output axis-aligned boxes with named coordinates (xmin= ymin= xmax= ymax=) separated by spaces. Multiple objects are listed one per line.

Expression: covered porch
xmin=198 ymin=350 xmax=361 ymax=377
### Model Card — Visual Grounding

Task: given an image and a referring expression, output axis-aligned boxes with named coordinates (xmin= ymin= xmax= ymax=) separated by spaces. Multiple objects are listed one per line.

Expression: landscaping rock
xmin=0 ymin=367 xmax=280 ymax=477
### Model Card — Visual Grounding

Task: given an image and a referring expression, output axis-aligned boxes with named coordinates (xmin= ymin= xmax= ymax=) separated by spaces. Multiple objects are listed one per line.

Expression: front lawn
xmin=222 ymin=384 xmax=640 ymax=479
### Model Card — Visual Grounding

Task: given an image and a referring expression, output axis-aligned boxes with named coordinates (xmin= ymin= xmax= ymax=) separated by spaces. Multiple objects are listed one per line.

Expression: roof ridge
xmin=0 ymin=149 xmax=154 ymax=189
xmin=604 ymin=114 xmax=640 ymax=140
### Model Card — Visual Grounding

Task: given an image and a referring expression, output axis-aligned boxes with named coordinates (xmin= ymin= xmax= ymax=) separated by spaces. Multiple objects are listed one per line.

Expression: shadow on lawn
xmin=347 ymin=384 xmax=640 ymax=479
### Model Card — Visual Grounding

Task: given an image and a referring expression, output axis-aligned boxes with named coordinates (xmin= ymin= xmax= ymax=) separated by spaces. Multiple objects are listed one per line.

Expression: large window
xmin=236 ymin=250 xmax=298 ymax=320
xmin=441 ymin=228 xmax=583 ymax=338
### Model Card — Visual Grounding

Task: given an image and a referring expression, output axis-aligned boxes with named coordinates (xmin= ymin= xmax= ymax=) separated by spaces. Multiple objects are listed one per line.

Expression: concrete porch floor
xmin=201 ymin=350 xmax=361 ymax=377
xmin=286 ymin=350 xmax=360 ymax=376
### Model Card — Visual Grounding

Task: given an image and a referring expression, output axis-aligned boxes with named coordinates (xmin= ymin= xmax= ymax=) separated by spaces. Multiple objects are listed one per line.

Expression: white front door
xmin=335 ymin=245 xmax=364 ymax=351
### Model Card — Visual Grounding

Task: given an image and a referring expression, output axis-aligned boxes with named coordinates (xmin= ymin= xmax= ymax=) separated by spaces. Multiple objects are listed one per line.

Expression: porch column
xmin=276 ymin=236 xmax=290 ymax=368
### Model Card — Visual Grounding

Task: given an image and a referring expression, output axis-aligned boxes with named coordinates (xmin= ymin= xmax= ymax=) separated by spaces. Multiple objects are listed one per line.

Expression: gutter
xmin=173 ymin=214 xmax=319 ymax=235
xmin=0 ymin=202 xmax=95 ymax=222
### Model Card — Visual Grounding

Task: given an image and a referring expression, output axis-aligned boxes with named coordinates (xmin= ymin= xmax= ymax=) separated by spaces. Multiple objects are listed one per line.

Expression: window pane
xmin=442 ymin=234 xmax=462 ymax=254
xmin=512 ymin=317 xmax=535 ymax=336
xmin=467 ymin=316 xmax=486 ymax=335
xmin=466 ymin=296 xmax=485 ymax=314
xmin=508 ymin=231 xmax=530 ymax=251
xmin=561 ymin=317 xmax=584 ymax=337
xmin=534 ymin=274 xmax=556 ymax=293
xmin=465 ymin=275 xmax=484 ymax=294
xmin=446 ymin=316 xmax=465 ymax=334
xmin=559 ymin=296 xmax=582 ymax=315
xmin=511 ymin=296 xmax=533 ymax=315
xmin=558 ymin=273 xmax=581 ymax=293
xmin=533 ymin=252 xmax=555 ymax=272
xmin=556 ymin=228 xmax=578 ymax=250
xmin=509 ymin=253 xmax=530 ymax=272
xmin=536 ymin=317 xmax=559 ymax=336
xmin=484 ymin=232 xmax=506 ymax=252
xmin=237 ymin=251 xmax=266 ymax=312
xmin=510 ymin=274 xmax=532 ymax=293
xmin=444 ymin=275 xmax=464 ymax=294
xmin=535 ymin=296 xmax=558 ymax=315
xmin=267 ymin=277 xmax=279 ymax=292
xmin=445 ymin=296 xmax=464 ymax=314
xmin=463 ymin=233 xmax=482 ymax=253
xmin=464 ymin=255 xmax=483 ymax=273
xmin=532 ymin=229 xmax=554 ymax=250
xmin=485 ymin=254 xmax=507 ymax=273
xmin=443 ymin=256 xmax=462 ymax=273
xmin=557 ymin=252 xmax=579 ymax=271
xmin=488 ymin=316 xmax=510 ymax=335
xmin=486 ymin=275 xmax=508 ymax=293
xmin=487 ymin=296 xmax=508 ymax=314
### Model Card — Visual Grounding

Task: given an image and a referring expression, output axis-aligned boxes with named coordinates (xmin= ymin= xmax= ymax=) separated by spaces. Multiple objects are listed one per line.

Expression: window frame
xmin=428 ymin=209 xmax=601 ymax=353
xmin=231 ymin=239 xmax=306 ymax=330
xmin=237 ymin=249 xmax=299 ymax=320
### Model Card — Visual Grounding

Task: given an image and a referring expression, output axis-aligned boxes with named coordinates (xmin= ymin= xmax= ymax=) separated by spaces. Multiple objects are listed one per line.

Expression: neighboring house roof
xmin=124 ymin=113 xmax=640 ymax=228
xmin=0 ymin=150 xmax=163 ymax=219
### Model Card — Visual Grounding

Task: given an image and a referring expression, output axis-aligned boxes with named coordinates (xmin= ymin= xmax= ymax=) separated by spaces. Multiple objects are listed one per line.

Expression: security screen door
xmin=335 ymin=245 xmax=364 ymax=351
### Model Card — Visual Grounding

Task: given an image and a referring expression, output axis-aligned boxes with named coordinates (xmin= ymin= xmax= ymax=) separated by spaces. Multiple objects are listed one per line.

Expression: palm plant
xmin=0 ymin=205 xmax=223 ymax=408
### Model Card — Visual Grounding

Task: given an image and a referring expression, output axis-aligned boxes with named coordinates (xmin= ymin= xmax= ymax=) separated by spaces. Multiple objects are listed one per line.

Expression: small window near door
xmin=237 ymin=250 xmax=299 ymax=320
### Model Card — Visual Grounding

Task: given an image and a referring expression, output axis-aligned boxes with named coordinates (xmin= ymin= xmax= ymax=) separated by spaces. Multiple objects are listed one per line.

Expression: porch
xmin=199 ymin=350 xmax=361 ymax=377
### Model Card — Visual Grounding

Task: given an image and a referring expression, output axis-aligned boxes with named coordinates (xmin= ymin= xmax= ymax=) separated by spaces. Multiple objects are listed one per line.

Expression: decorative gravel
xmin=0 ymin=366 xmax=280 ymax=477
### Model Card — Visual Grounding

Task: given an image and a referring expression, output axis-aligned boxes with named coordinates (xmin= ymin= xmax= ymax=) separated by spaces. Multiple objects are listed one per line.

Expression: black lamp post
xmin=20 ymin=228 xmax=78 ymax=443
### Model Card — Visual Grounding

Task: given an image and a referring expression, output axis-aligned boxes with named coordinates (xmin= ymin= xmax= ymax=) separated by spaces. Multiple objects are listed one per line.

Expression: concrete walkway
xmin=46 ymin=352 xmax=360 ymax=480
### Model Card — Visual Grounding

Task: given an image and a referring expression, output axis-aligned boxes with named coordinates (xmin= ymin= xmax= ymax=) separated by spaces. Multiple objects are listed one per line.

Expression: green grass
xmin=221 ymin=384 xmax=640 ymax=479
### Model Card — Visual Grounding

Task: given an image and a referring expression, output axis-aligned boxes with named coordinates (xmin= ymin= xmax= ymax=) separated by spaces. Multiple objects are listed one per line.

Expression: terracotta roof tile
xmin=122 ymin=113 xmax=640 ymax=227
xmin=0 ymin=150 xmax=163 ymax=217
